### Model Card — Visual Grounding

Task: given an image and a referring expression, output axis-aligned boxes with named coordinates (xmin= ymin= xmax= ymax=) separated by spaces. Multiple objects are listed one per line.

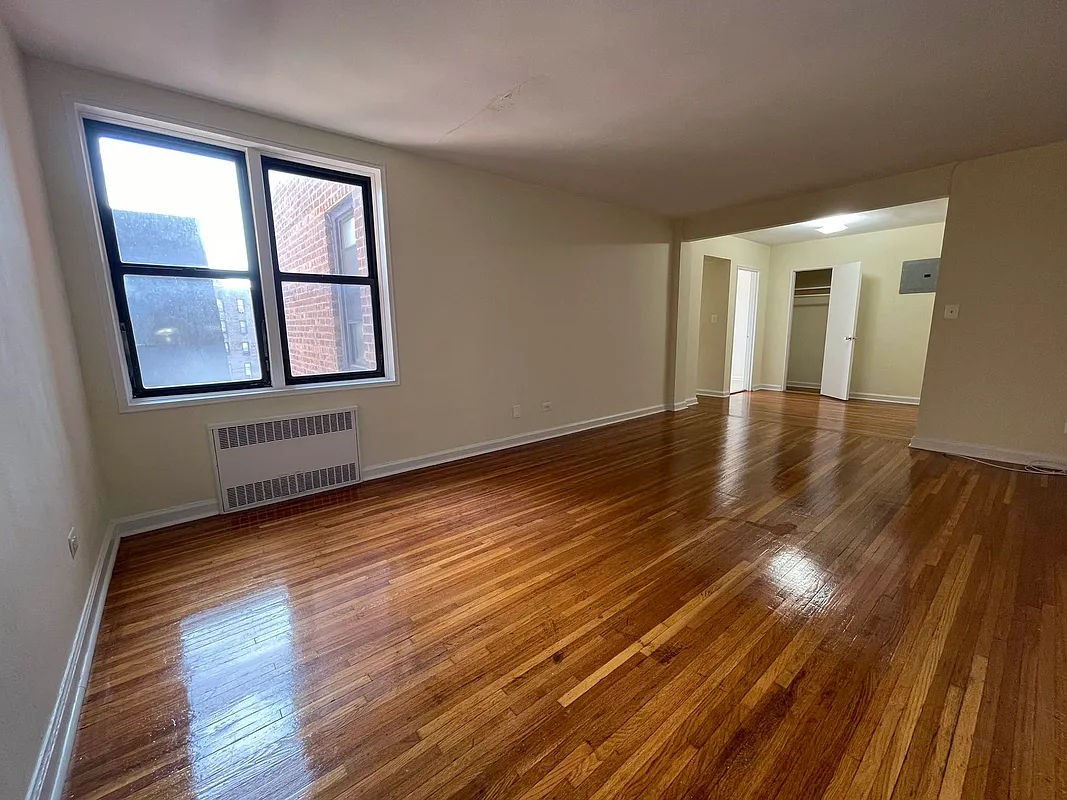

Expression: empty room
xmin=1 ymin=2 xmax=1065 ymax=799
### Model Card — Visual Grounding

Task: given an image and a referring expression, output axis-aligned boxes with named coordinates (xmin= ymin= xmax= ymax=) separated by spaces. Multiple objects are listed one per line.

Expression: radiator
xmin=209 ymin=408 xmax=361 ymax=512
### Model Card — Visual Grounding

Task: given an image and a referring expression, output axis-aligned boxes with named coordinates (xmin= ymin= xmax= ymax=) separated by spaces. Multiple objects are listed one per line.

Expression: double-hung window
xmin=261 ymin=158 xmax=385 ymax=383
xmin=82 ymin=114 xmax=392 ymax=405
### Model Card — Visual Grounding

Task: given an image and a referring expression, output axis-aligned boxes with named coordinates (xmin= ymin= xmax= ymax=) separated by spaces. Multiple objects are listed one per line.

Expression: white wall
xmin=0 ymin=27 xmax=104 ymax=800
xmin=23 ymin=58 xmax=673 ymax=518
xmin=765 ymin=223 xmax=943 ymax=401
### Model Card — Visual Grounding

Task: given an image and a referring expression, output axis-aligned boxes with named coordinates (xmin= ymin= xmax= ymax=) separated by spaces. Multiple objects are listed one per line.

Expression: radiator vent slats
xmin=216 ymin=410 xmax=354 ymax=450
xmin=225 ymin=462 xmax=359 ymax=510
xmin=210 ymin=408 xmax=360 ymax=513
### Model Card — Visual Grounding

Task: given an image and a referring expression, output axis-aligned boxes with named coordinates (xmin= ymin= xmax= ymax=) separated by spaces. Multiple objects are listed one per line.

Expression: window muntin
xmin=262 ymin=158 xmax=385 ymax=384
xmin=84 ymin=119 xmax=270 ymax=398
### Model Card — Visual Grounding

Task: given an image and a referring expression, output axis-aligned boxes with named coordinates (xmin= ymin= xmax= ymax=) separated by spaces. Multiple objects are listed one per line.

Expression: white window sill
xmin=118 ymin=375 xmax=398 ymax=413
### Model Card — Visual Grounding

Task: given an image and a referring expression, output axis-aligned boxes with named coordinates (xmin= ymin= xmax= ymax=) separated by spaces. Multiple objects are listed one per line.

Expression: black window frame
xmin=260 ymin=156 xmax=387 ymax=386
xmin=83 ymin=118 xmax=271 ymax=399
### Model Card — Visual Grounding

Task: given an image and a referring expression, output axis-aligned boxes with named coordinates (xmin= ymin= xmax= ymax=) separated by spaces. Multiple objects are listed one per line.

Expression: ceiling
xmin=2 ymin=1 xmax=1066 ymax=217
xmin=737 ymin=198 xmax=948 ymax=246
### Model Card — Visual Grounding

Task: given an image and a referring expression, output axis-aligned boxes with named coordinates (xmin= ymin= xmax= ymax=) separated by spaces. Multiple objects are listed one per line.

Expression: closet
xmin=784 ymin=263 xmax=862 ymax=401
xmin=786 ymin=269 xmax=832 ymax=391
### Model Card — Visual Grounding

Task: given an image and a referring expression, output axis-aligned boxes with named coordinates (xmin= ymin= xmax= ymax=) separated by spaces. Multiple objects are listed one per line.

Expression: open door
xmin=820 ymin=262 xmax=861 ymax=400
xmin=729 ymin=268 xmax=759 ymax=393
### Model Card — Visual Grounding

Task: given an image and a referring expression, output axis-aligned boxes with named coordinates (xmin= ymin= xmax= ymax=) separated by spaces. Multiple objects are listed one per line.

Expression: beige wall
xmin=916 ymin=141 xmax=1067 ymax=460
xmin=765 ymin=223 xmax=943 ymax=401
xmin=24 ymin=58 xmax=673 ymax=518
xmin=0 ymin=27 xmax=104 ymax=800
xmin=679 ymin=139 xmax=1067 ymax=462
xmin=679 ymin=235 xmax=772 ymax=396
xmin=696 ymin=257 xmax=731 ymax=393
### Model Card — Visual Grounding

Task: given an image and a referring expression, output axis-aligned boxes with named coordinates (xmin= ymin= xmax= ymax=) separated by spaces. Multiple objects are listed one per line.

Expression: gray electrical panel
xmin=900 ymin=258 xmax=940 ymax=294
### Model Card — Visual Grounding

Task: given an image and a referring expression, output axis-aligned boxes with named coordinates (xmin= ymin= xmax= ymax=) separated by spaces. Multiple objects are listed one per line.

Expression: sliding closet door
xmin=820 ymin=262 xmax=861 ymax=400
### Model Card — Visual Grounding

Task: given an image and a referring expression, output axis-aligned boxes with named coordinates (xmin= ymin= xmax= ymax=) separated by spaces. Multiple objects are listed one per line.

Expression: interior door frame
xmin=780 ymin=263 xmax=837 ymax=392
xmin=731 ymin=267 xmax=760 ymax=392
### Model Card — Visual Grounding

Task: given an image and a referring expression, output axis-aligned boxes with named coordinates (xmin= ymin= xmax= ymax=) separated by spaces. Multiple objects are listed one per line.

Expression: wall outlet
xmin=943 ymin=304 xmax=960 ymax=320
xmin=541 ymin=401 xmax=552 ymax=412
xmin=67 ymin=527 xmax=78 ymax=559
xmin=512 ymin=404 xmax=522 ymax=419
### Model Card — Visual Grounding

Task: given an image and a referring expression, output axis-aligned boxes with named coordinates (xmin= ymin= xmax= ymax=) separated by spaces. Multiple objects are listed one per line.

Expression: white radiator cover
xmin=209 ymin=408 xmax=361 ymax=512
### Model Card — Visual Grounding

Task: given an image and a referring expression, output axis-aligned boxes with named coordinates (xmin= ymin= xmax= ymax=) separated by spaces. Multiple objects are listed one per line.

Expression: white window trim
xmin=71 ymin=102 xmax=400 ymax=413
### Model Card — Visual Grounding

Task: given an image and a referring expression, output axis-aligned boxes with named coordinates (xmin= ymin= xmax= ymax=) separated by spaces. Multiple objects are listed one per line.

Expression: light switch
xmin=710 ymin=314 xmax=718 ymax=323
xmin=943 ymin=304 xmax=960 ymax=320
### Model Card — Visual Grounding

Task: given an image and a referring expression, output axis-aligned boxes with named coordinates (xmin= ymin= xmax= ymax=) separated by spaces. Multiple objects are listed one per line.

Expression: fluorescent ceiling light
xmin=808 ymin=213 xmax=862 ymax=234
xmin=816 ymin=222 xmax=848 ymax=234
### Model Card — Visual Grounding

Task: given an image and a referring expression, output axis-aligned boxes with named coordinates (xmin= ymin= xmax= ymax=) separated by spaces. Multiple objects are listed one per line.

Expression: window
xmin=82 ymin=114 xmax=393 ymax=404
xmin=262 ymin=158 xmax=385 ymax=383
xmin=84 ymin=120 xmax=268 ymax=397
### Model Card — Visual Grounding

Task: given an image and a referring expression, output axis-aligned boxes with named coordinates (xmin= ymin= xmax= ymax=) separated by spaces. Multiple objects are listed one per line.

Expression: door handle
xmin=845 ymin=336 xmax=856 ymax=341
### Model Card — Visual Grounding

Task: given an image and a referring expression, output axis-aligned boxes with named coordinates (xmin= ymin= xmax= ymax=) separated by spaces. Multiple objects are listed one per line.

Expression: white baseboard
xmin=110 ymin=405 xmax=672 ymax=536
xmin=696 ymin=389 xmax=730 ymax=398
xmin=362 ymin=403 xmax=668 ymax=480
xmin=668 ymin=397 xmax=698 ymax=412
xmin=851 ymin=392 xmax=920 ymax=406
xmin=25 ymin=525 xmax=119 ymax=800
xmin=754 ymin=384 xmax=783 ymax=391
xmin=910 ymin=436 xmax=1067 ymax=468
xmin=783 ymin=385 xmax=920 ymax=405
xmin=112 ymin=498 xmax=219 ymax=538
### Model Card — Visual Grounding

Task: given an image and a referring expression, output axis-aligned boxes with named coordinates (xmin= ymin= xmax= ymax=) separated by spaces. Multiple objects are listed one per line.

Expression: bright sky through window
xmin=97 ymin=136 xmax=250 ymax=270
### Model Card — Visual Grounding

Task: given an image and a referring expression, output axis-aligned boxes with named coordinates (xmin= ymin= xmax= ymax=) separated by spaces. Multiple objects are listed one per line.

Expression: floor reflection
xmin=767 ymin=547 xmax=832 ymax=606
xmin=179 ymin=586 xmax=310 ymax=800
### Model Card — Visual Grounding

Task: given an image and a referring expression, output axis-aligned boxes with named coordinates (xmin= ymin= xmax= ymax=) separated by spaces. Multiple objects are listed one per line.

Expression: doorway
xmin=783 ymin=262 xmax=861 ymax=400
xmin=730 ymin=268 xmax=759 ymax=393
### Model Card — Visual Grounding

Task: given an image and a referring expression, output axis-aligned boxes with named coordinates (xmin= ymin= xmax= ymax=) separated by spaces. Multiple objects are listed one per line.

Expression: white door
xmin=730 ymin=269 xmax=758 ymax=392
xmin=820 ymin=262 xmax=861 ymax=400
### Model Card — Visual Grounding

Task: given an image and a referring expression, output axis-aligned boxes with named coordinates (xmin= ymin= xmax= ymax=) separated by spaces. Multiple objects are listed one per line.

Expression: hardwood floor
xmin=64 ymin=392 xmax=1065 ymax=799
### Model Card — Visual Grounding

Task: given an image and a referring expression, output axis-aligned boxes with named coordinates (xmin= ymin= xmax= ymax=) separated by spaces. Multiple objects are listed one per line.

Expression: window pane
xmin=266 ymin=169 xmax=370 ymax=277
xmin=97 ymin=136 xmax=250 ymax=270
xmin=280 ymin=282 xmax=377 ymax=376
xmin=124 ymin=275 xmax=262 ymax=388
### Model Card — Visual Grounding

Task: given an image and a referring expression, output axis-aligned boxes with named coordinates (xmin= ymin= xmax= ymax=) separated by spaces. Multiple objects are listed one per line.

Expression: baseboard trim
xmin=910 ymin=436 xmax=1067 ymax=468
xmin=696 ymin=389 xmax=730 ymax=398
xmin=754 ymin=384 xmax=783 ymax=391
xmin=112 ymin=499 xmax=219 ymax=538
xmin=851 ymin=392 xmax=920 ymax=406
xmin=25 ymin=524 xmax=119 ymax=800
xmin=362 ymin=404 xmax=668 ymax=481
xmin=110 ymin=406 xmax=673 ymax=536
xmin=668 ymin=397 xmax=698 ymax=412
xmin=785 ymin=381 xmax=820 ymax=390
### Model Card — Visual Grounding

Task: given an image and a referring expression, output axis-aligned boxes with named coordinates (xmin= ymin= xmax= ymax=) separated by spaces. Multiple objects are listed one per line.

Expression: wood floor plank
xmin=61 ymin=392 xmax=1066 ymax=799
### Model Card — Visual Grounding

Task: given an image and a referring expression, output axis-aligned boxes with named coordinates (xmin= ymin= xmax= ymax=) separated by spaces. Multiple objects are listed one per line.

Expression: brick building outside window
xmin=267 ymin=172 xmax=377 ymax=376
